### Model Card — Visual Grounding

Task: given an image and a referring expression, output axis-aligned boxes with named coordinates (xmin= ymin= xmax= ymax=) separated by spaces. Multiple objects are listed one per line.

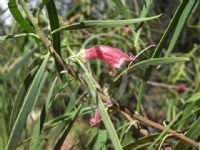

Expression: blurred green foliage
xmin=0 ymin=0 xmax=200 ymax=149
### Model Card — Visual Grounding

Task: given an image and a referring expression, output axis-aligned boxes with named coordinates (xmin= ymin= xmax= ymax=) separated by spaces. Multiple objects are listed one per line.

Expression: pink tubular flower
xmin=176 ymin=83 xmax=186 ymax=93
xmin=90 ymin=109 xmax=101 ymax=126
xmin=124 ymin=27 xmax=131 ymax=34
xmin=84 ymin=45 xmax=134 ymax=76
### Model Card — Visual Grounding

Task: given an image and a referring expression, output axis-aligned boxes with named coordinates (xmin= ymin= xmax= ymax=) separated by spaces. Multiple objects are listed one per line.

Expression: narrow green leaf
xmin=98 ymin=97 xmax=123 ymax=150
xmin=3 ymin=48 xmax=37 ymax=80
xmin=123 ymin=134 xmax=159 ymax=150
xmin=6 ymin=53 xmax=50 ymax=150
xmin=177 ymin=103 xmax=194 ymax=130
xmin=152 ymin=0 xmax=189 ymax=58
xmin=174 ymin=117 xmax=200 ymax=150
xmin=112 ymin=0 xmax=136 ymax=37
xmin=8 ymin=0 xmax=34 ymax=33
xmin=115 ymin=57 xmax=189 ymax=81
xmin=40 ymin=77 xmax=58 ymax=129
xmin=44 ymin=0 xmax=63 ymax=72
xmin=9 ymin=67 xmax=38 ymax=130
xmin=112 ymin=0 xmax=131 ymax=19
xmin=82 ymin=73 xmax=97 ymax=103
xmin=134 ymin=0 xmax=153 ymax=47
xmin=136 ymin=81 xmax=146 ymax=113
xmin=176 ymin=91 xmax=200 ymax=129
xmin=53 ymin=105 xmax=82 ymax=150
xmin=63 ymin=86 xmax=77 ymax=112
xmin=193 ymin=57 xmax=200 ymax=91
xmin=175 ymin=107 xmax=200 ymax=128
xmin=51 ymin=15 xmax=161 ymax=34
xmin=45 ymin=0 xmax=61 ymax=55
xmin=28 ymin=121 xmax=40 ymax=150
xmin=165 ymin=0 xmax=197 ymax=57
xmin=29 ymin=77 xmax=58 ymax=150
xmin=186 ymin=91 xmax=200 ymax=103
xmin=44 ymin=106 xmax=95 ymax=127
xmin=86 ymin=128 xmax=99 ymax=149
xmin=0 ymin=33 xmax=39 ymax=42
xmin=94 ymin=130 xmax=107 ymax=150
xmin=0 ymin=137 xmax=4 ymax=150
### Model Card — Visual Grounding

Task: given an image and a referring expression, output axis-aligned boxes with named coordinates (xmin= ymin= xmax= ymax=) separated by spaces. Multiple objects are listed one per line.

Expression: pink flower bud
xmin=176 ymin=83 xmax=186 ymax=93
xmin=124 ymin=27 xmax=131 ymax=34
xmin=84 ymin=45 xmax=133 ymax=75
xmin=90 ymin=109 xmax=101 ymax=126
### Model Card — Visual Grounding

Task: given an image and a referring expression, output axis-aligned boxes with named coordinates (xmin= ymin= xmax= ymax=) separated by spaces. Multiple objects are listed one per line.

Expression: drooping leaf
xmin=9 ymin=67 xmax=38 ymax=129
xmin=51 ymin=15 xmax=161 ymax=34
xmin=115 ymin=57 xmax=189 ymax=81
xmin=6 ymin=53 xmax=50 ymax=150
xmin=29 ymin=76 xmax=58 ymax=150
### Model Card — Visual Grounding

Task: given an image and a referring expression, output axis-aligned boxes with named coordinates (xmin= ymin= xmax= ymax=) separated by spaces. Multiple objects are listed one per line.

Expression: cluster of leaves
xmin=0 ymin=0 xmax=200 ymax=150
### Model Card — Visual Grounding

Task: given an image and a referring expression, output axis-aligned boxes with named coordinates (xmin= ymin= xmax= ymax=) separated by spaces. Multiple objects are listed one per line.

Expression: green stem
xmin=134 ymin=0 xmax=153 ymax=50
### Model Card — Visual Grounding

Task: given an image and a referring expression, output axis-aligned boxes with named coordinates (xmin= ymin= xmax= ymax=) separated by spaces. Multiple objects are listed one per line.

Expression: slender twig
xmin=120 ymin=109 xmax=199 ymax=148
xmin=132 ymin=75 xmax=193 ymax=91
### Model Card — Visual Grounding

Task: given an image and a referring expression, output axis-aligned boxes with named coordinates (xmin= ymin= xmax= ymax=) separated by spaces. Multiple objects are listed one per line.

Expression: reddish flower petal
xmin=90 ymin=109 xmax=101 ymax=126
xmin=124 ymin=27 xmax=131 ymax=34
xmin=176 ymin=83 xmax=186 ymax=93
xmin=84 ymin=45 xmax=133 ymax=75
